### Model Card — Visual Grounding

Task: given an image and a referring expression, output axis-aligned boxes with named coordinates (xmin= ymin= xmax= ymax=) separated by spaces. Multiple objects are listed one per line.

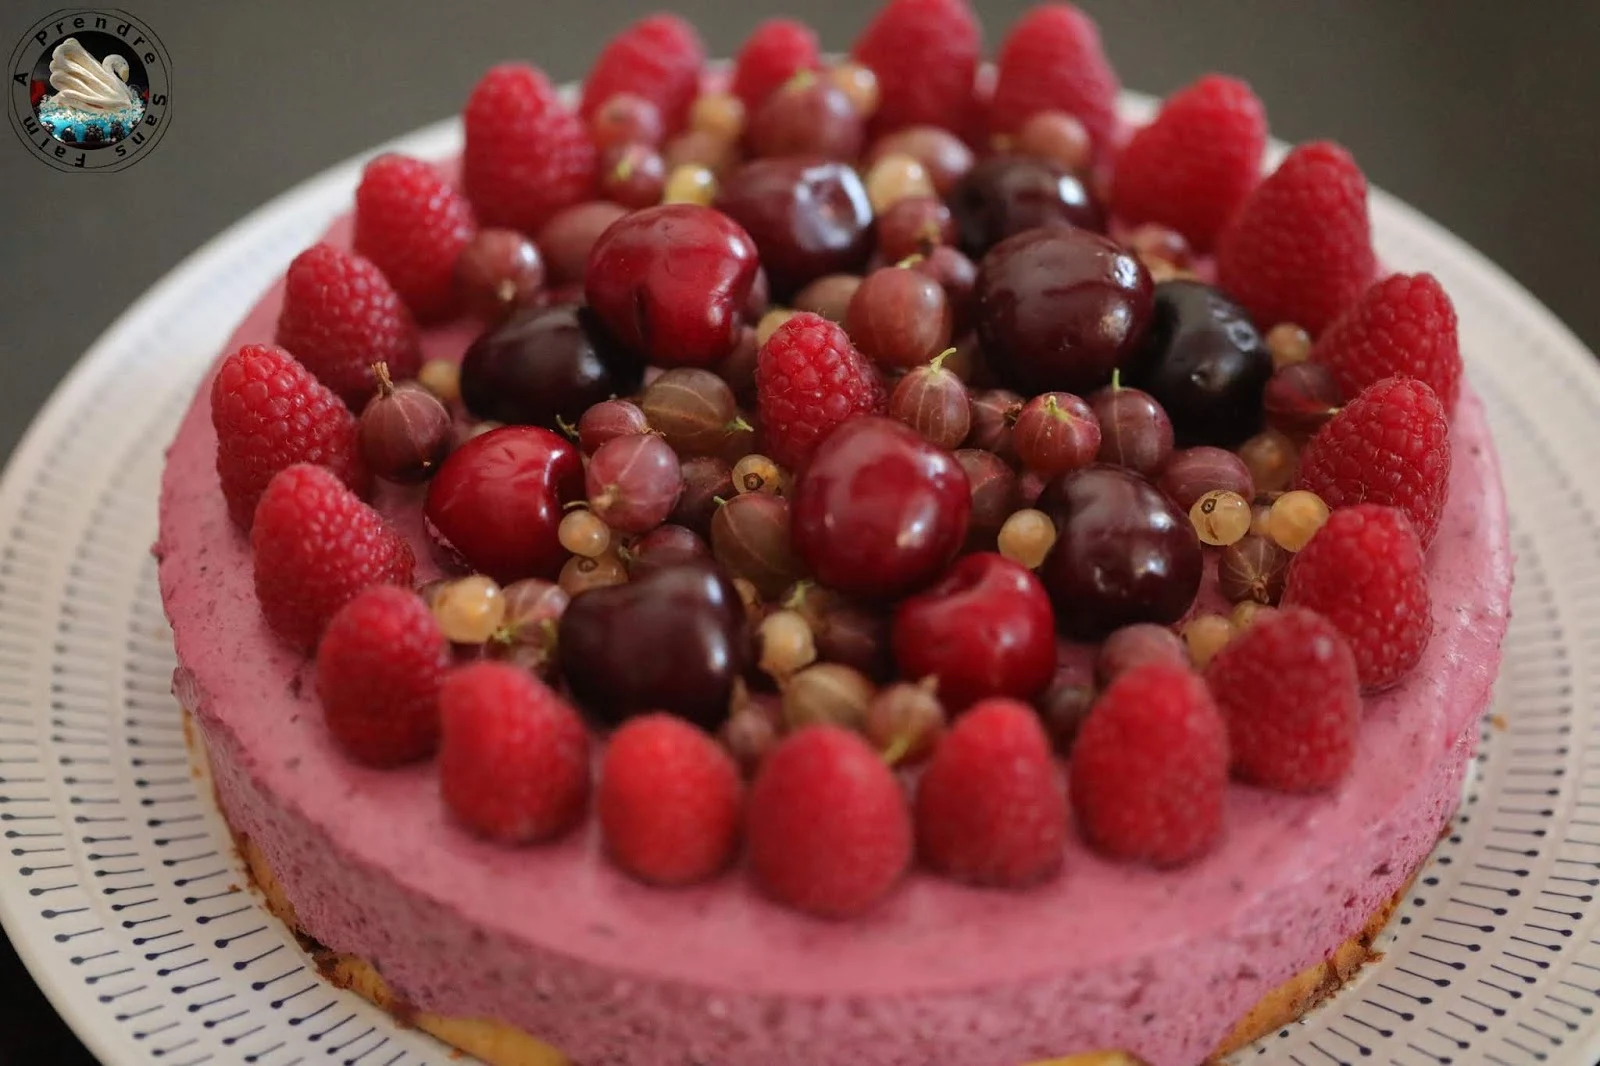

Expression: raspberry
xmin=988 ymin=4 xmax=1120 ymax=162
xmin=729 ymin=19 xmax=820 ymax=115
xmin=755 ymin=312 xmax=885 ymax=470
xmin=1204 ymin=607 xmax=1360 ymax=792
xmin=315 ymin=586 xmax=449 ymax=767
xmin=210 ymin=343 xmax=369 ymax=530
xmin=851 ymin=0 xmax=982 ymax=137
xmin=914 ymin=698 xmax=1066 ymax=887
xmin=438 ymin=661 xmax=591 ymax=844
xmin=352 ymin=154 xmax=476 ymax=324
xmin=1216 ymin=141 xmax=1376 ymax=335
xmin=250 ymin=464 xmax=415 ymax=651
xmin=1069 ymin=662 xmax=1228 ymax=866
xmin=598 ymin=714 xmax=742 ymax=886
xmin=746 ymin=725 xmax=912 ymax=918
xmin=275 ymin=243 xmax=421 ymax=410
xmin=578 ymin=14 xmax=705 ymax=134
xmin=1295 ymin=376 xmax=1452 ymax=549
xmin=1312 ymin=273 xmax=1462 ymax=417
xmin=463 ymin=64 xmax=596 ymax=236
xmin=1109 ymin=75 xmax=1266 ymax=252
xmin=1282 ymin=504 xmax=1432 ymax=691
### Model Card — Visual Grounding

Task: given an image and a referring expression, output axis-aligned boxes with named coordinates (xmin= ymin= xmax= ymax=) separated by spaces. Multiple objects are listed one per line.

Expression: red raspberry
xmin=914 ymin=698 xmax=1066 ymax=887
xmin=315 ymin=586 xmax=449 ymax=767
xmin=210 ymin=343 xmax=369 ymax=530
xmin=1295 ymin=376 xmax=1452 ymax=549
xmin=1110 ymin=75 xmax=1266 ymax=252
xmin=598 ymin=714 xmax=741 ymax=886
xmin=438 ymin=661 xmax=591 ymax=844
xmin=851 ymin=0 xmax=982 ymax=137
xmin=1282 ymin=504 xmax=1432 ymax=691
xmin=578 ymin=14 xmax=705 ymax=134
xmin=275 ymin=243 xmax=421 ymax=410
xmin=729 ymin=19 xmax=820 ymax=115
xmin=1216 ymin=141 xmax=1377 ymax=335
xmin=352 ymin=154 xmax=476 ymax=324
xmin=250 ymin=464 xmax=415 ymax=651
xmin=463 ymin=64 xmax=597 ymax=236
xmin=988 ymin=4 xmax=1120 ymax=162
xmin=1069 ymin=662 xmax=1228 ymax=866
xmin=1204 ymin=607 xmax=1360 ymax=792
xmin=746 ymin=725 xmax=912 ymax=918
xmin=755 ymin=312 xmax=885 ymax=470
xmin=1312 ymin=273 xmax=1462 ymax=417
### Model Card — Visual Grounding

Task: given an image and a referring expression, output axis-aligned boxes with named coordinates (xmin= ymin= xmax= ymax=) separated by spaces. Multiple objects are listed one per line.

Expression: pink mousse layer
xmin=157 ymin=215 xmax=1512 ymax=1066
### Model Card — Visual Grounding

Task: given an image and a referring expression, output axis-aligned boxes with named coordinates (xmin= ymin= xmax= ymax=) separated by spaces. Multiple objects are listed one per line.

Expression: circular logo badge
xmin=9 ymin=9 xmax=170 ymax=172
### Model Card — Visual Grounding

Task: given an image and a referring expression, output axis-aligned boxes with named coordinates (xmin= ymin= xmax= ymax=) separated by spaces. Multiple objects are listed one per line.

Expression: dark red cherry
xmin=557 ymin=559 xmax=750 ymax=731
xmin=975 ymin=227 xmax=1154 ymax=396
xmin=584 ymin=203 xmax=760 ymax=367
xmin=713 ymin=158 xmax=873 ymax=295
xmin=425 ymin=426 xmax=585 ymax=583
xmin=948 ymin=155 xmax=1105 ymax=258
xmin=460 ymin=304 xmax=643 ymax=430
xmin=791 ymin=416 xmax=971 ymax=600
xmin=1035 ymin=465 xmax=1202 ymax=640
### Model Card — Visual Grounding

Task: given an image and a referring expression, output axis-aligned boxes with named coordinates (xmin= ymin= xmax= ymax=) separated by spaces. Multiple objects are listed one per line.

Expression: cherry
xmin=893 ymin=553 xmax=1056 ymax=712
xmin=1035 ymin=465 xmax=1203 ymax=640
xmin=585 ymin=203 xmax=760 ymax=367
xmin=460 ymin=304 xmax=643 ymax=430
xmin=558 ymin=559 xmax=749 ymax=731
xmin=713 ymin=158 xmax=873 ymax=295
xmin=791 ymin=416 xmax=971 ymax=600
xmin=975 ymin=227 xmax=1154 ymax=396
xmin=1128 ymin=280 xmax=1273 ymax=447
xmin=948 ymin=156 xmax=1104 ymax=258
xmin=425 ymin=426 xmax=585 ymax=584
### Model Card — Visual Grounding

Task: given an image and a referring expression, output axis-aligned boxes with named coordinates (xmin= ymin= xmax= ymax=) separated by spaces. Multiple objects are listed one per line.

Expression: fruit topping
xmin=746 ymin=73 xmax=865 ymax=161
xmin=576 ymin=397 xmax=650 ymax=455
xmin=949 ymin=156 xmax=1103 ymax=258
xmin=353 ymin=154 xmax=476 ymax=324
xmin=463 ymin=63 xmax=596 ymax=235
xmin=1089 ymin=375 xmax=1174 ymax=476
xmin=1311 ymin=272 xmax=1462 ymax=417
xmin=730 ymin=19 xmax=822 ymax=115
xmin=425 ymin=426 xmax=584 ymax=583
xmin=1069 ymin=662 xmax=1227 ymax=866
xmin=585 ymin=433 xmax=684 ymax=535
xmin=1217 ymin=534 xmax=1291 ymax=606
xmin=755 ymin=311 xmax=885 ymax=470
xmin=1036 ymin=465 xmax=1202 ymax=640
xmin=746 ymin=725 xmax=912 ymax=918
xmin=558 ymin=559 xmax=749 ymax=730
xmin=1155 ymin=446 xmax=1254 ymax=513
xmin=1012 ymin=391 xmax=1100 ymax=476
xmin=1095 ymin=622 xmax=1188 ymax=686
xmin=599 ymin=714 xmax=742 ymax=886
xmin=1189 ymin=489 xmax=1252 ymax=547
xmin=851 ymin=0 xmax=982 ymax=138
xmin=863 ymin=678 xmax=946 ymax=765
xmin=1262 ymin=362 xmax=1343 ymax=439
xmin=714 ymin=158 xmax=873 ymax=294
xmin=439 ymin=661 xmax=591 ymax=843
xmin=710 ymin=491 xmax=804 ymax=599
xmin=316 ymin=586 xmax=449 ymax=767
xmin=1282 ymin=503 xmax=1432 ymax=691
xmin=455 ymin=228 xmax=546 ymax=321
xmin=578 ymin=14 xmax=705 ymax=134
xmin=847 ymin=263 xmax=954 ymax=370
xmin=988 ymin=3 xmax=1118 ymax=163
xmin=782 ymin=661 xmax=876 ymax=730
xmin=358 ymin=363 xmax=453 ymax=484
xmin=251 ymin=464 xmax=415 ymax=651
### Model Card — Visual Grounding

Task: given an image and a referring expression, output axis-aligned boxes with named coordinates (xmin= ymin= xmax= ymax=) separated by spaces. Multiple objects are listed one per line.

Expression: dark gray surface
xmin=0 ymin=3 xmax=1597 ymax=1062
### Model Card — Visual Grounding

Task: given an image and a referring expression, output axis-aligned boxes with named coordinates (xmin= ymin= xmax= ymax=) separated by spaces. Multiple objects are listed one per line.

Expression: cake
xmin=155 ymin=4 xmax=1513 ymax=1065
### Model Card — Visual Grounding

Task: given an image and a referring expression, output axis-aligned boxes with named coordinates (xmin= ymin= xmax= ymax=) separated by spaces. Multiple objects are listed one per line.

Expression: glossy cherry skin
xmin=558 ymin=559 xmax=749 ymax=731
xmin=713 ymin=158 xmax=873 ymax=295
xmin=1128 ymin=280 xmax=1273 ymax=447
xmin=1036 ymin=465 xmax=1202 ymax=640
xmin=976 ymin=227 xmax=1154 ymax=396
xmin=791 ymin=416 xmax=971 ymax=600
xmin=584 ymin=204 xmax=759 ymax=367
xmin=892 ymin=552 xmax=1056 ymax=712
xmin=425 ymin=426 xmax=585 ymax=584
xmin=948 ymin=156 xmax=1105 ymax=258
xmin=460 ymin=303 xmax=643 ymax=429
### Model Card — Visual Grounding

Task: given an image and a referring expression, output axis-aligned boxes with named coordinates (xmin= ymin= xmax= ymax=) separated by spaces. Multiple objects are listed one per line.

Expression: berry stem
xmin=371 ymin=361 xmax=395 ymax=398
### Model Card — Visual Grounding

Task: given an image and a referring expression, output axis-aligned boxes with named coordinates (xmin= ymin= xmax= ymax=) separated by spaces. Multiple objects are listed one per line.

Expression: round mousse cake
xmin=156 ymin=4 xmax=1512 ymax=1065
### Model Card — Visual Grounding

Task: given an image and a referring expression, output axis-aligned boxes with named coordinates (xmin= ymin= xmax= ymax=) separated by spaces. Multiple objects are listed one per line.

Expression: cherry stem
xmin=555 ymin=415 xmax=578 ymax=439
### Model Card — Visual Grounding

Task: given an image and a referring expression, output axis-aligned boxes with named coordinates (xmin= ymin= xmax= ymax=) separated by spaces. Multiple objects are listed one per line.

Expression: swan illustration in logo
xmin=36 ymin=37 xmax=146 ymax=146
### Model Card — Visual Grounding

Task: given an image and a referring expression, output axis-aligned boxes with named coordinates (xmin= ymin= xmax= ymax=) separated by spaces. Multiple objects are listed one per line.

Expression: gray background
xmin=1 ymin=1 xmax=1597 ymax=1062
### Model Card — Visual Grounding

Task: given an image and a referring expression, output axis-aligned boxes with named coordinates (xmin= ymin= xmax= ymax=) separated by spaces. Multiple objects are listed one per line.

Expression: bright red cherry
xmin=584 ymin=204 xmax=760 ymax=367
xmin=425 ymin=426 xmax=584 ymax=583
xmin=892 ymin=553 xmax=1056 ymax=712
xmin=791 ymin=416 xmax=971 ymax=600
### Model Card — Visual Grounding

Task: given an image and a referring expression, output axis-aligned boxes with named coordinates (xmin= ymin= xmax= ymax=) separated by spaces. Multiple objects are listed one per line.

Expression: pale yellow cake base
xmin=199 ymin=703 xmax=1402 ymax=1066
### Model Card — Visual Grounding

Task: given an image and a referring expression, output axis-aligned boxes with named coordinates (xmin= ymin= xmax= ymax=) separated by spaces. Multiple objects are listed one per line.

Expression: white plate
xmin=3 ymin=98 xmax=1600 ymax=1066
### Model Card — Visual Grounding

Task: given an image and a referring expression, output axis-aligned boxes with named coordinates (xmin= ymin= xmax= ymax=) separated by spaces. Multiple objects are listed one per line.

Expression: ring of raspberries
xmin=210 ymin=0 xmax=1462 ymax=918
